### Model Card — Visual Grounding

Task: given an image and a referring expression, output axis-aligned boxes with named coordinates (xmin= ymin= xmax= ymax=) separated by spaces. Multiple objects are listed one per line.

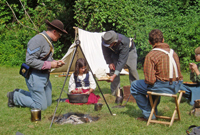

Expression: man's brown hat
xmin=45 ymin=19 xmax=68 ymax=34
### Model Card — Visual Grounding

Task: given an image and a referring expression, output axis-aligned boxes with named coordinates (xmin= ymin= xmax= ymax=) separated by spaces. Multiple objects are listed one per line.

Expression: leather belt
xmin=32 ymin=69 xmax=50 ymax=74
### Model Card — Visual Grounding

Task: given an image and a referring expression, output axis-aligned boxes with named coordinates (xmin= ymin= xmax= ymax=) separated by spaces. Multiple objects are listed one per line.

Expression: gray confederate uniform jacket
xmin=102 ymin=33 xmax=130 ymax=76
xmin=26 ymin=31 xmax=54 ymax=70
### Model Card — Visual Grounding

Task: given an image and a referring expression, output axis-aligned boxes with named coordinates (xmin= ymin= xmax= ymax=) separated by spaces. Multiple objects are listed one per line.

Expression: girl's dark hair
xmin=74 ymin=58 xmax=88 ymax=76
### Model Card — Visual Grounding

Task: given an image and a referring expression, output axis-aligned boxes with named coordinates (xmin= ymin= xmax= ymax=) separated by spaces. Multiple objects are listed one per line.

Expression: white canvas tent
xmin=51 ymin=28 xmax=128 ymax=75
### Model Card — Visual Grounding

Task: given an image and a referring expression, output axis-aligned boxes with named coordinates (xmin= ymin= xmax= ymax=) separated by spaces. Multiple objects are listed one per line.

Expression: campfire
xmin=50 ymin=112 xmax=100 ymax=125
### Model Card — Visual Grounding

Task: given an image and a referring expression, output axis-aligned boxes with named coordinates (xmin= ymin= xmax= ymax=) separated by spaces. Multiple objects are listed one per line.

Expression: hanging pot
xmin=67 ymin=94 xmax=89 ymax=103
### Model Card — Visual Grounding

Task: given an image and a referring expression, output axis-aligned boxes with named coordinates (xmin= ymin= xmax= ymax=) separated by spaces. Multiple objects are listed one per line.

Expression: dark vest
xmin=74 ymin=72 xmax=90 ymax=88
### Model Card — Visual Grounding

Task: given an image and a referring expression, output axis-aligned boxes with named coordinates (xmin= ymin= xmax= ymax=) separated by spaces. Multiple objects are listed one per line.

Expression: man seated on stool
xmin=130 ymin=29 xmax=183 ymax=121
xmin=181 ymin=46 xmax=200 ymax=105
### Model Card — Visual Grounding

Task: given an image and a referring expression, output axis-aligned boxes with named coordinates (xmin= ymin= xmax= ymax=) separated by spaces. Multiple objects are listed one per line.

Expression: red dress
xmin=65 ymin=89 xmax=100 ymax=105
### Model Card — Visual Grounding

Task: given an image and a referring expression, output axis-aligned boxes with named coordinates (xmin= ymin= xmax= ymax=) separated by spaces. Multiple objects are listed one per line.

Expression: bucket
xmin=31 ymin=108 xmax=41 ymax=122
xmin=94 ymin=103 xmax=103 ymax=111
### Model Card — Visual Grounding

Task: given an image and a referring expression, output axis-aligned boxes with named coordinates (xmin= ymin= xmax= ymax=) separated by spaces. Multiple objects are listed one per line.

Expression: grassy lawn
xmin=0 ymin=66 xmax=199 ymax=135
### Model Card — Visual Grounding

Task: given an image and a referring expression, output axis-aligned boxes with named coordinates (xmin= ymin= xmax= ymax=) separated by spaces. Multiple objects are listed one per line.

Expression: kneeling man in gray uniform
xmin=7 ymin=19 xmax=67 ymax=110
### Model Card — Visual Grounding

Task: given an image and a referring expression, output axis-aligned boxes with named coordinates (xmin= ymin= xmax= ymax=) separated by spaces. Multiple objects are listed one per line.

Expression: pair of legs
xmin=180 ymin=84 xmax=200 ymax=105
xmin=110 ymin=47 xmax=139 ymax=95
xmin=13 ymin=70 xmax=52 ymax=110
xmin=130 ymin=80 xmax=182 ymax=119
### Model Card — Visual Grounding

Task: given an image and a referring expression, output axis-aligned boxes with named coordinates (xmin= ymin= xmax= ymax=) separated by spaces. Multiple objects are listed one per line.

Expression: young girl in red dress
xmin=65 ymin=58 xmax=100 ymax=104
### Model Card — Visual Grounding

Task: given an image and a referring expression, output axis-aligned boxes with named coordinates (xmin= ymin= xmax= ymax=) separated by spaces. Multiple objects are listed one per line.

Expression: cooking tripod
xmin=50 ymin=39 xmax=113 ymax=128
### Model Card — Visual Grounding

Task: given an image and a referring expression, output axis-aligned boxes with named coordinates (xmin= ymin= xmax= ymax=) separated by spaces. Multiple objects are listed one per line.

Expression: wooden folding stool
xmin=147 ymin=90 xmax=185 ymax=127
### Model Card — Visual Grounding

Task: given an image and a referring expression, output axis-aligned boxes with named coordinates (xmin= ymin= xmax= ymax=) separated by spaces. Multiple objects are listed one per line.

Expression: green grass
xmin=0 ymin=66 xmax=198 ymax=135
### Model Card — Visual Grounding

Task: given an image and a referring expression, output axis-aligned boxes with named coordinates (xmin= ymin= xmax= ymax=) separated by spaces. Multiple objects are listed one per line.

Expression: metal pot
xmin=94 ymin=103 xmax=103 ymax=111
xmin=67 ymin=94 xmax=89 ymax=103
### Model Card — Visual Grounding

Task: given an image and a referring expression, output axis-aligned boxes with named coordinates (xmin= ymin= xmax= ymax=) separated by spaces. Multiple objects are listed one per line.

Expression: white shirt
xmin=68 ymin=71 xmax=96 ymax=93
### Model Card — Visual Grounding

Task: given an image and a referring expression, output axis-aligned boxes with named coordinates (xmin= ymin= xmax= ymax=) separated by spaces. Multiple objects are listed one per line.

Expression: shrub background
xmin=1 ymin=0 xmax=200 ymax=71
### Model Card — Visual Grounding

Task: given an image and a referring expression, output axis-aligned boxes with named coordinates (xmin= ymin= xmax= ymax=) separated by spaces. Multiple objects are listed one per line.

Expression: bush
xmin=1 ymin=0 xmax=200 ymax=72
xmin=74 ymin=0 xmax=200 ymax=71
xmin=0 ymin=40 xmax=25 ymax=66
xmin=0 ymin=0 xmax=76 ymax=66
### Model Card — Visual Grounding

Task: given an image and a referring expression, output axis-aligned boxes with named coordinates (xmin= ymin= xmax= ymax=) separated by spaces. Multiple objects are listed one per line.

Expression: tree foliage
xmin=0 ymin=0 xmax=75 ymax=66
xmin=74 ymin=0 xmax=200 ymax=70
xmin=1 ymin=0 xmax=200 ymax=71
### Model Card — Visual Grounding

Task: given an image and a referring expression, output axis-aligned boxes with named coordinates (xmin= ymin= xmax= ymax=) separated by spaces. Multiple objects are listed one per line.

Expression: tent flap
xmin=51 ymin=28 xmax=128 ymax=75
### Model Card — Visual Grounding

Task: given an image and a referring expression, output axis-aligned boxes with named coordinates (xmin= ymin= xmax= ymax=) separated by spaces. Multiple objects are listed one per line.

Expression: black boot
xmin=7 ymin=91 xmax=15 ymax=107
xmin=115 ymin=96 xmax=123 ymax=105
xmin=115 ymin=87 xmax=124 ymax=105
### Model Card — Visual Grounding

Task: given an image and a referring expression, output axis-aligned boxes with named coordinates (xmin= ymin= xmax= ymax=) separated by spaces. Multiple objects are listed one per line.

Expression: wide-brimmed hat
xmin=102 ymin=30 xmax=118 ymax=47
xmin=45 ymin=19 xmax=68 ymax=34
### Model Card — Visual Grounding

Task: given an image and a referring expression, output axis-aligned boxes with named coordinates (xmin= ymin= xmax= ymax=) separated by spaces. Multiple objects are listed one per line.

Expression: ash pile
xmin=54 ymin=112 xmax=100 ymax=125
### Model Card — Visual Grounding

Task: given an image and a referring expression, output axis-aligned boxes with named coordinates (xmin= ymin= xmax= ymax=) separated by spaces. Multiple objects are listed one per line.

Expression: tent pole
xmin=49 ymin=44 xmax=79 ymax=129
xmin=73 ymin=26 xmax=78 ymax=41
xmin=77 ymin=40 xmax=113 ymax=116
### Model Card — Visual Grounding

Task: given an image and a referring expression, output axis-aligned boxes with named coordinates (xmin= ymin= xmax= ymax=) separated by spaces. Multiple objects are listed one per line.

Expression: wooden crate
xmin=123 ymin=85 xmax=136 ymax=103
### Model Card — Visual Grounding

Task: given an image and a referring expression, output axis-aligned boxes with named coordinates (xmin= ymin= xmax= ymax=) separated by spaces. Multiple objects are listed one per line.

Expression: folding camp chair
xmin=147 ymin=90 xmax=185 ymax=127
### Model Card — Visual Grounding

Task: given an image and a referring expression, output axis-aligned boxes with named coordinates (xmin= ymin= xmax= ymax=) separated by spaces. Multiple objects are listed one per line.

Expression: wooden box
xmin=123 ymin=85 xmax=136 ymax=103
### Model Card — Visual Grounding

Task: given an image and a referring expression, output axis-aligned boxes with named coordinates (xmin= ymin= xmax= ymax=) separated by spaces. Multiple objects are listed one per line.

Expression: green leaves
xmin=1 ymin=0 xmax=200 ymax=72
xmin=74 ymin=0 xmax=200 ymax=71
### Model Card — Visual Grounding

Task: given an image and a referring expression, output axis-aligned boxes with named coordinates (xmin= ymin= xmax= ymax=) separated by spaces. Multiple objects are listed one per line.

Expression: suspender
xmin=39 ymin=33 xmax=54 ymax=56
xmin=152 ymin=48 xmax=179 ymax=84
xmin=26 ymin=33 xmax=52 ymax=60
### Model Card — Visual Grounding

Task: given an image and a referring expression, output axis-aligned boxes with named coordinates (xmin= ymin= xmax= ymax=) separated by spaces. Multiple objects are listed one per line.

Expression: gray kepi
xmin=102 ymin=30 xmax=118 ymax=47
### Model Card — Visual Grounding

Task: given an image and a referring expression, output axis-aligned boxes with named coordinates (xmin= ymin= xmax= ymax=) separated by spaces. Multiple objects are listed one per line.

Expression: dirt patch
xmin=98 ymin=94 xmax=116 ymax=104
xmin=98 ymin=86 xmax=136 ymax=104
xmin=99 ymin=85 xmax=136 ymax=104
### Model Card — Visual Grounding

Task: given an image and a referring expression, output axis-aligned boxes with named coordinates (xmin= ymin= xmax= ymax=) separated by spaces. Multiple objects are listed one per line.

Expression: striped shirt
xmin=143 ymin=43 xmax=183 ymax=85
